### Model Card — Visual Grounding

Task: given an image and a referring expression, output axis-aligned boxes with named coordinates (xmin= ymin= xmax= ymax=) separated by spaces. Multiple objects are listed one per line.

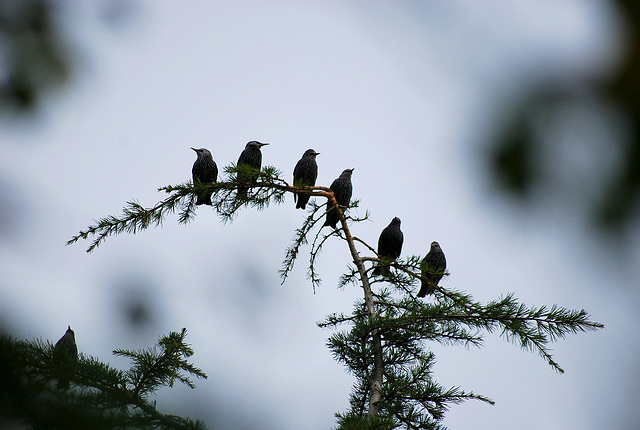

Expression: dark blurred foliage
xmin=0 ymin=329 xmax=207 ymax=430
xmin=0 ymin=3 xmax=628 ymax=429
xmin=0 ymin=0 xmax=70 ymax=112
xmin=113 ymin=277 xmax=157 ymax=330
xmin=97 ymin=0 xmax=141 ymax=31
xmin=490 ymin=0 xmax=640 ymax=234
xmin=603 ymin=0 xmax=640 ymax=230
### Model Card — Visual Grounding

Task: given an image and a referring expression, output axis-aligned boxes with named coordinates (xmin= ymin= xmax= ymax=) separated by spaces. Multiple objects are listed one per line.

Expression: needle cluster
xmin=66 ymin=162 xmax=603 ymax=429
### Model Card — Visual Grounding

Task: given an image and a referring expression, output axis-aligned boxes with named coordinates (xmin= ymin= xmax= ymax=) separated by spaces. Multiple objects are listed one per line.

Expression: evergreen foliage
xmin=67 ymin=163 xmax=603 ymax=429
xmin=0 ymin=328 xmax=207 ymax=429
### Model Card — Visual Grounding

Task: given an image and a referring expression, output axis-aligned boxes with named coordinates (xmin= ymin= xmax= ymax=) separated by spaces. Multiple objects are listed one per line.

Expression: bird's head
xmin=247 ymin=141 xmax=269 ymax=149
xmin=392 ymin=217 xmax=401 ymax=225
xmin=191 ymin=147 xmax=212 ymax=158
xmin=304 ymin=149 xmax=320 ymax=157
xmin=431 ymin=241 xmax=441 ymax=251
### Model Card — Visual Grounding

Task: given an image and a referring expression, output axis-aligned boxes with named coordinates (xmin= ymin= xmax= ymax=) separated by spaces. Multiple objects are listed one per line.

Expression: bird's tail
xmin=236 ymin=171 xmax=255 ymax=201
xmin=52 ymin=363 xmax=72 ymax=389
xmin=236 ymin=187 xmax=249 ymax=201
xmin=323 ymin=217 xmax=337 ymax=229
xmin=296 ymin=193 xmax=309 ymax=210
xmin=196 ymin=192 xmax=212 ymax=206
xmin=324 ymin=206 xmax=340 ymax=228
xmin=418 ymin=279 xmax=438 ymax=297
xmin=417 ymin=280 xmax=428 ymax=298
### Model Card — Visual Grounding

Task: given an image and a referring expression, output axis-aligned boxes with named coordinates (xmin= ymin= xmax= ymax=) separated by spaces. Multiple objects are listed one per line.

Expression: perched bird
xmin=372 ymin=217 xmax=404 ymax=277
xmin=191 ymin=147 xmax=218 ymax=205
xmin=293 ymin=149 xmax=320 ymax=209
xmin=236 ymin=141 xmax=269 ymax=199
xmin=53 ymin=326 xmax=78 ymax=389
xmin=323 ymin=168 xmax=354 ymax=228
xmin=418 ymin=241 xmax=446 ymax=297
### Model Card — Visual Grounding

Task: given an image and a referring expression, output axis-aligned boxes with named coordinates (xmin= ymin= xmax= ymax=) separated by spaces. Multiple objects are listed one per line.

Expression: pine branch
xmin=319 ymin=311 xmax=369 ymax=328
xmin=114 ymin=328 xmax=206 ymax=396
xmin=67 ymin=165 xmax=339 ymax=254
xmin=440 ymin=294 xmax=603 ymax=373
xmin=65 ymin=157 xmax=604 ymax=428
xmin=358 ymin=257 xmax=599 ymax=372
xmin=352 ymin=235 xmax=377 ymax=255
xmin=1 ymin=329 xmax=207 ymax=429
xmin=307 ymin=221 xmax=340 ymax=290
xmin=326 ymin=202 xmax=385 ymax=418
xmin=329 ymin=259 xmax=602 ymax=427
xmin=279 ymin=200 xmax=327 ymax=285
xmin=66 ymin=190 xmax=192 ymax=253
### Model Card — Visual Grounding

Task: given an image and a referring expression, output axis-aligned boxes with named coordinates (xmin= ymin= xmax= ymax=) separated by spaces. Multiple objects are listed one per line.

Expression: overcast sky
xmin=1 ymin=1 xmax=639 ymax=429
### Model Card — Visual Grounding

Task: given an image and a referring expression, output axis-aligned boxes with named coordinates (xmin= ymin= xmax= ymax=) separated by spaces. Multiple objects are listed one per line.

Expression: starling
xmin=418 ymin=241 xmax=446 ymax=297
xmin=372 ymin=217 xmax=404 ymax=277
xmin=293 ymin=149 xmax=320 ymax=209
xmin=191 ymin=147 xmax=218 ymax=205
xmin=236 ymin=141 xmax=269 ymax=199
xmin=323 ymin=168 xmax=354 ymax=228
xmin=53 ymin=326 xmax=77 ymax=389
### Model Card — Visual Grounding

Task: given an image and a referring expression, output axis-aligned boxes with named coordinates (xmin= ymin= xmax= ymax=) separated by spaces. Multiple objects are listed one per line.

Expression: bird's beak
xmin=260 ymin=142 xmax=269 ymax=147
xmin=315 ymin=152 xmax=321 ymax=155
xmin=190 ymin=147 xmax=197 ymax=152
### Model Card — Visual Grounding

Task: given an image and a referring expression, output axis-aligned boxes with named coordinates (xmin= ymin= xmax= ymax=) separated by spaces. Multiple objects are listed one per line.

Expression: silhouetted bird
xmin=373 ymin=217 xmax=403 ymax=277
xmin=237 ymin=141 xmax=269 ymax=199
xmin=323 ymin=168 xmax=354 ymax=228
xmin=293 ymin=149 xmax=320 ymax=209
xmin=53 ymin=326 xmax=77 ymax=389
xmin=191 ymin=147 xmax=218 ymax=205
xmin=418 ymin=241 xmax=446 ymax=297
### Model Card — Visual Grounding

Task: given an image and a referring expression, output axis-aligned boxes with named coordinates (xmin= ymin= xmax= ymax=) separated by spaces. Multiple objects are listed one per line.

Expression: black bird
xmin=323 ymin=168 xmax=354 ymax=228
xmin=372 ymin=217 xmax=403 ymax=277
xmin=191 ymin=147 xmax=218 ymax=205
xmin=237 ymin=141 xmax=269 ymax=199
xmin=293 ymin=149 xmax=320 ymax=209
xmin=53 ymin=326 xmax=78 ymax=389
xmin=418 ymin=241 xmax=446 ymax=297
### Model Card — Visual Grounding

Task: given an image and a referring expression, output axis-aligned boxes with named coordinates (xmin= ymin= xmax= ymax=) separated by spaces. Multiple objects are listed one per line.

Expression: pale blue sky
xmin=1 ymin=2 xmax=638 ymax=429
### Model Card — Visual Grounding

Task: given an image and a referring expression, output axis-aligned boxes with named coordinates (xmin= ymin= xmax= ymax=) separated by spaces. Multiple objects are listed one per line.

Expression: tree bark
xmin=333 ymin=195 xmax=383 ymax=417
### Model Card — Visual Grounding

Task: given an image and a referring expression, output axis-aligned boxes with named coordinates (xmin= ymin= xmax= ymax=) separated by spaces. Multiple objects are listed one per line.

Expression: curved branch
xmin=333 ymin=197 xmax=384 ymax=417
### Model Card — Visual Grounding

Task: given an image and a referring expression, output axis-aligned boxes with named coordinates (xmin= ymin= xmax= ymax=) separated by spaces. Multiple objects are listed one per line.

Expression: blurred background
xmin=1 ymin=1 xmax=639 ymax=429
